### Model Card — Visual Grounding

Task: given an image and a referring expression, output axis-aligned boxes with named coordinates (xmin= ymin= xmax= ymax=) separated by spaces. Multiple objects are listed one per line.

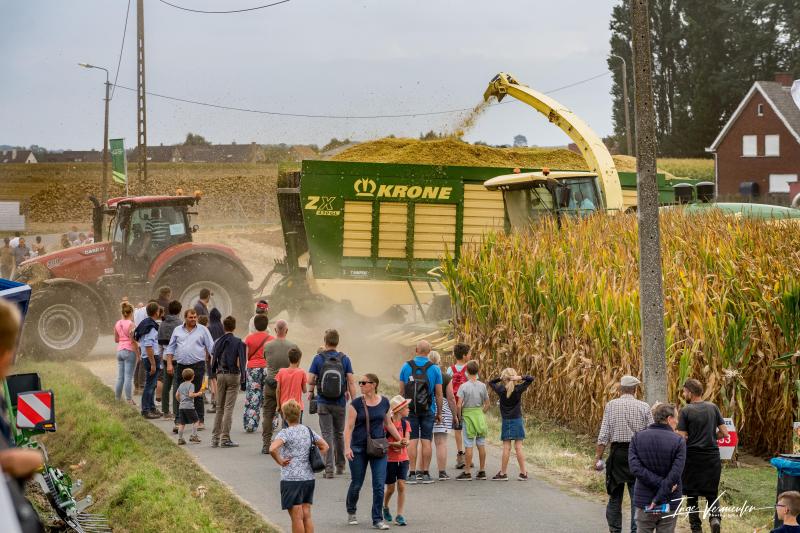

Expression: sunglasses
xmin=358 ymin=381 xmax=374 ymax=386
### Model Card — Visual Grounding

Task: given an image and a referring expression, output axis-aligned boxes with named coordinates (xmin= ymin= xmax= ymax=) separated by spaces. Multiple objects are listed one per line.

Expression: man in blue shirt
xmin=308 ymin=329 xmax=356 ymax=478
xmin=398 ymin=340 xmax=443 ymax=484
xmin=165 ymin=309 xmax=215 ymax=431
xmin=135 ymin=302 xmax=162 ymax=419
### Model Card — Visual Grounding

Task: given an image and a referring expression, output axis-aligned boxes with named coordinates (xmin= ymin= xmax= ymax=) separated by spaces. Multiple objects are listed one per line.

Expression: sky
xmin=0 ymin=0 xmax=622 ymax=150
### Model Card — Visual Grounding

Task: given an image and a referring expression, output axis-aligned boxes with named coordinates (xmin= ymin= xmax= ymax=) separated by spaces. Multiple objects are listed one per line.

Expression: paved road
xmin=83 ymin=355 xmax=613 ymax=533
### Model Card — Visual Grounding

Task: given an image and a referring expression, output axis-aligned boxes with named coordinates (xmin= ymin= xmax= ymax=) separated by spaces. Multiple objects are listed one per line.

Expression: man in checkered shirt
xmin=594 ymin=375 xmax=653 ymax=533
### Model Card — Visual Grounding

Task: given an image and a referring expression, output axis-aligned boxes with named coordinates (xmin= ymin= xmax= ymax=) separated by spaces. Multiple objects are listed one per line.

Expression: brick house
xmin=707 ymin=73 xmax=800 ymax=203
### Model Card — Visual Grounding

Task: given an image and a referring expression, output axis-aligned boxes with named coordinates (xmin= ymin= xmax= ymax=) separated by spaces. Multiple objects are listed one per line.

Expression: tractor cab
xmin=484 ymin=170 xmax=602 ymax=229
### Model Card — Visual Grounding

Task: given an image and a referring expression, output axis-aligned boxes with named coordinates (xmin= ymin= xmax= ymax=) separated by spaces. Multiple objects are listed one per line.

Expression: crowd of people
xmin=110 ymin=289 xmax=537 ymax=530
xmin=0 ymin=227 xmax=93 ymax=279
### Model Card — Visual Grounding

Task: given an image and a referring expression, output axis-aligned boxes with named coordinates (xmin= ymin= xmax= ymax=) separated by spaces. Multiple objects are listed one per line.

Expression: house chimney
xmin=775 ymin=72 xmax=793 ymax=88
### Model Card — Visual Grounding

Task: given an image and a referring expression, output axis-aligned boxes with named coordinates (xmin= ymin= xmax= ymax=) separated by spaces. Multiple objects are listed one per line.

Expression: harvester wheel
xmin=23 ymin=286 xmax=99 ymax=359
xmin=160 ymin=259 xmax=252 ymax=323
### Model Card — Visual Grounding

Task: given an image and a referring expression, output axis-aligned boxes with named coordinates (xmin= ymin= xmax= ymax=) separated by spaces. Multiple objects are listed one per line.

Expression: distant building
xmin=40 ymin=150 xmax=102 ymax=163
xmin=513 ymin=134 xmax=527 ymax=147
xmin=0 ymin=150 xmax=37 ymax=163
xmin=707 ymin=73 xmax=800 ymax=203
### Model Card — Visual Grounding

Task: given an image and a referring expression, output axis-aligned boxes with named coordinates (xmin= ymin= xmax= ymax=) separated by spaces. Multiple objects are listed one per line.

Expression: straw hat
xmin=389 ymin=395 xmax=411 ymax=413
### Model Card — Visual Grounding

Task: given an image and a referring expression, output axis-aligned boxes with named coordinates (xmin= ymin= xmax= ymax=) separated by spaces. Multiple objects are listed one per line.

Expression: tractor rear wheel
xmin=23 ymin=286 xmax=100 ymax=359
xmin=160 ymin=259 xmax=252 ymax=324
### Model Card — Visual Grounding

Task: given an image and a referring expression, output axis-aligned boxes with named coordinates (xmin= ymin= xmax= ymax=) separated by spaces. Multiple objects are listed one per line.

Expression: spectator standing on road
xmin=175 ymin=368 xmax=203 ymax=445
xmin=398 ymin=340 xmax=443 ymax=485
xmin=594 ymin=375 xmax=654 ymax=533
xmin=774 ymin=491 xmax=800 ymax=533
xmin=677 ymin=379 xmax=728 ymax=533
xmin=206 ymin=308 xmax=225 ymax=414
xmin=156 ymin=286 xmax=172 ymax=310
xmin=67 ymin=226 xmax=78 ymax=244
xmin=243 ymin=314 xmax=274 ymax=435
xmin=8 ymin=232 xmax=20 ymax=249
xmin=448 ymin=342 xmax=471 ymax=469
xmin=134 ymin=302 xmax=161 ymax=419
xmin=263 ymin=319 xmax=299 ymax=449
xmin=383 ymin=395 xmax=411 ymax=527
xmin=30 ymin=236 xmax=45 ymax=257
xmin=344 ymin=374 xmax=403 ymax=530
xmin=159 ymin=300 xmax=183 ymax=419
xmin=270 ymin=399 xmax=329 ymax=533
xmin=60 ymin=234 xmax=70 ymax=249
xmin=308 ymin=329 xmax=356 ymax=477
xmin=1 ymin=238 xmax=14 ymax=279
xmin=455 ymin=360 xmax=490 ymax=481
xmin=12 ymin=238 xmax=29 ymax=268
xmin=248 ymin=299 xmax=269 ymax=334
xmin=210 ymin=315 xmax=246 ymax=448
xmin=275 ymin=347 xmax=307 ymax=426
xmin=194 ymin=288 xmax=211 ymax=318
xmin=487 ymin=368 xmax=534 ymax=481
xmin=165 ymin=309 xmax=215 ymax=432
xmin=628 ymin=402 xmax=686 ymax=533
xmin=132 ymin=301 xmax=151 ymax=395
xmin=114 ymin=302 xmax=138 ymax=406
xmin=429 ymin=350 xmax=457 ymax=481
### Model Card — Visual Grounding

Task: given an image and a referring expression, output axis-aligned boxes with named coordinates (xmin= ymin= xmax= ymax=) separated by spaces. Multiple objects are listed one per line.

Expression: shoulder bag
xmin=363 ymin=397 xmax=389 ymax=458
xmin=306 ymin=426 xmax=326 ymax=473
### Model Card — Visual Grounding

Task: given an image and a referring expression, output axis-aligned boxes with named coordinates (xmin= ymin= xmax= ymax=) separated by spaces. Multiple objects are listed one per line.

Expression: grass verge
xmin=14 ymin=360 xmax=278 ymax=533
xmin=485 ymin=410 xmax=776 ymax=533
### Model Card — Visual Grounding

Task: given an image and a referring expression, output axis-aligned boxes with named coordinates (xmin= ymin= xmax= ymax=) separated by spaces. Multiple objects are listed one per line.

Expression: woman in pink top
xmin=114 ymin=302 xmax=138 ymax=404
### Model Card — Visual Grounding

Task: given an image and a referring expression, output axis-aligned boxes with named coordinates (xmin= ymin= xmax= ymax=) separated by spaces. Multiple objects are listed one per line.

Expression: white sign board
xmin=0 ymin=202 xmax=25 ymax=231
xmin=718 ymin=417 xmax=737 ymax=460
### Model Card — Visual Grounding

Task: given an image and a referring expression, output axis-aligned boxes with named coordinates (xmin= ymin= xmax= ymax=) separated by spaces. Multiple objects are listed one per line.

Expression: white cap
xmin=620 ymin=375 xmax=641 ymax=387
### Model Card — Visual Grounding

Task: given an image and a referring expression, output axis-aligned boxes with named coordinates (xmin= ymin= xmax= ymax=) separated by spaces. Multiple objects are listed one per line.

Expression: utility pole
xmin=136 ymin=0 xmax=148 ymax=190
xmin=610 ymin=54 xmax=633 ymax=156
xmin=78 ymin=63 xmax=111 ymax=203
xmin=631 ymin=0 xmax=667 ymax=404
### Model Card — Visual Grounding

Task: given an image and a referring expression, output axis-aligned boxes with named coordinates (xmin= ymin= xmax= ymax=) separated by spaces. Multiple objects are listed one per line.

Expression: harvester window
xmin=503 ymin=185 xmax=554 ymax=228
xmin=559 ymin=179 xmax=599 ymax=215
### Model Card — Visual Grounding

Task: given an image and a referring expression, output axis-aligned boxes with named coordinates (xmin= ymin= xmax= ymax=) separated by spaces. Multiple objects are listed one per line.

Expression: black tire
xmin=22 ymin=286 xmax=99 ymax=359
xmin=159 ymin=258 xmax=252 ymax=325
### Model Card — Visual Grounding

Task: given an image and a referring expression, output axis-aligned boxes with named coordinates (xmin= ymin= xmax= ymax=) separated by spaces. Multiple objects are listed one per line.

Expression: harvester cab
xmin=1 ymin=278 xmax=109 ymax=532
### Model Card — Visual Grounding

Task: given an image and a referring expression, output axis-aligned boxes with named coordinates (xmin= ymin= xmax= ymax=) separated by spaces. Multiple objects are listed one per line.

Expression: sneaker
xmin=438 ymin=470 xmax=450 ymax=481
xmin=221 ymin=441 xmax=239 ymax=448
xmin=383 ymin=507 xmax=392 ymax=522
xmin=415 ymin=472 xmax=424 ymax=484
xmin=395 ymin=515 xmax=406 ymax=527
xmin=336 ymin=466 xmax=346 ymax=475
xmin=189 ymin=435 xmax=201 ymax=443
xmin=420 ymin=472 xmax=434 ymax=484
xmin=406 ymin=471 xmax=417 ymax=485
xmin=207 ymin=406 xmax=216 ymax=414
xmin=372 ymin=522 xmax=390 ymax=530
xmin=348 ymin=514 xmax=358 ymax=525
xmin=518 ymin=472 xmax=529 ymax=481
xmin=491 ymin=472 xmax=508 ymax=481
xmin=455 ymin=451 xmax=466 ymax=469
xmin=151 ymin=409 xmax=163 ymax=417
xmin=143 ymin=411 xmax=161 ymax=419
xmin=261 ymin=445 xmax=269 ymax=455
xmin=323 ymin=472 xmax=335 ymax=479
xmin=455 ymin=472 xmax=472 ymax=481
xmin=177 ymin=438 xmax=186 ymax=445
xmin=710 ymin=517 xmax=721 ymax=533
xmin=211 ymin=440 xmax=219 ymax=448
xmin=476 ymin=471 xmax=487 ymax=480
xmin=172 ymin=426 xmax=179 ymax=434
xmin=162 ymin=412 xmax=173 ymax=419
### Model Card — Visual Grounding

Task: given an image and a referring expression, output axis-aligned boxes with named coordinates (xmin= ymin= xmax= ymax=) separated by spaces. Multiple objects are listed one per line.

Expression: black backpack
xmin=319 ymin=351 xmax=346 ymax=400
xmin=403 ymin=360 xmax=434 ymax=414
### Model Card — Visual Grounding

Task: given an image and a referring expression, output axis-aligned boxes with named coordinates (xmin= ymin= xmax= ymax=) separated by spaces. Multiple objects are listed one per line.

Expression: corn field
xmin=441 ymin=212 xmax=800 ymax=455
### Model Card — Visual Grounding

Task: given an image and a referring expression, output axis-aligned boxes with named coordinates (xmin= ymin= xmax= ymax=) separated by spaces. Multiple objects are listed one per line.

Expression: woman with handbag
xmin=343 ymin=374 xmax=404 ymax=530
xmin=269 ymin=399 xmax=329 ymax=533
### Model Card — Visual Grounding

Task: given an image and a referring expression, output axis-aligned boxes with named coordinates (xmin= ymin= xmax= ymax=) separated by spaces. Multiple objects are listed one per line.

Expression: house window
xmin=768 ymin=174 xmax=798 ymax=193
xmin=757 ymin=103 xmax=764 ymax=116
xmin=765 ymin=134 xmax=780 ymax=156
xmin=742 ymin=135 xmax=757 ymax=157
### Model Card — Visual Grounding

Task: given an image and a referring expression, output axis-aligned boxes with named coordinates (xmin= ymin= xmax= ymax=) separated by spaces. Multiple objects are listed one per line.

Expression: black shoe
xmin=172 ymin=425 xmax=179 ymax=434
xmin=261 ymin=445 xmax=269 ymax=455
xmin=406 ymin=471 xmax=417 ymax=485
xmin=211 ymin=441 xmax=219 ymax=448
xmin=710 ymin=518 xmax=721 ymax=533
xmin=143 ymin=411 xmax=161 ymax=419
xmin=455 ymin=472 xmax=472 ymax=481
xmin=475 ymin=471 xmax=487 ymax=480
xmin=221 ymin=441 xmax=239 ymax=448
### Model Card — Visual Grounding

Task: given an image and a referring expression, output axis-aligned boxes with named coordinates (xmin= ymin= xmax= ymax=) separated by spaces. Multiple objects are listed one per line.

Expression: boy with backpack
xmin=398 ymin=340 xmax=443 ymax=485
xmin=447 ymin=342 xmax=471 ymax=469
xmin=308 ymin=329 xmax=356 ymax=479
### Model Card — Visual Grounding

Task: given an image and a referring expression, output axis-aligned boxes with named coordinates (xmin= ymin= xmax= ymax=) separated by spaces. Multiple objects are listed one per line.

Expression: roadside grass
xmin=15 ymin=360 xmax=278 ymax=533
xmin=484 ymin=409 xmax=776 ymax=533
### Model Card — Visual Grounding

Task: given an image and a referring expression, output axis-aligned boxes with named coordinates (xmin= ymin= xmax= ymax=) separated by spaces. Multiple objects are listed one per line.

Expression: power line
xmin=110 ymin=0 xmax=132 ymax=100
xmin=111 ymin=71 xmax=611 ymax=119
xmin=157 ymin=0 xmax=291 ymax=14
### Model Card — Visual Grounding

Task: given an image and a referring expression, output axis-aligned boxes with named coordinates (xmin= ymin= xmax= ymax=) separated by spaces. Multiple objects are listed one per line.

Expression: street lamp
xmin=610 ymin=54 xmax=633 ymax=157
xmin=78 ymin=63 xmax=111 ymax=203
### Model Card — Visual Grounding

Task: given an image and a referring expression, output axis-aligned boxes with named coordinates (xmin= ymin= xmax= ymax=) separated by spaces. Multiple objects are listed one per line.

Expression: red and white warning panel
xmin=16 ymin=390 xmax=56 ymax=431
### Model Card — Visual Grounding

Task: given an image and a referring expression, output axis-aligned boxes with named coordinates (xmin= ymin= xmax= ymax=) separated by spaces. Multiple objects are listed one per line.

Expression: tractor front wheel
xmin=23 ymin=286 xmax=100 ymax=359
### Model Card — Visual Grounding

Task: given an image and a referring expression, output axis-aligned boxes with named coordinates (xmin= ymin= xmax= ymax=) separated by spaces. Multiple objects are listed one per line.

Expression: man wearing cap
xmin=249 ymin=300 xmax=269 ymax=334
xmin=595 ymin=375 xmax=653 ymax=533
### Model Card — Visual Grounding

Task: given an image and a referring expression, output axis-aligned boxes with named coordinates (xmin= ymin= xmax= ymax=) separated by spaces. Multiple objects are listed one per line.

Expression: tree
xmin=419 ymin=130 xmax=445 ymax=141
xmin=184 ymin=133 xmax=211 ymax=146
xmin=321 ymin=138 xmax=351 ymax=153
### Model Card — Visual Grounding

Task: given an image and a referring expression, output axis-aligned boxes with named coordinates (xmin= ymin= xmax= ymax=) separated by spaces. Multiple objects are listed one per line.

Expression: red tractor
xmin=13 ymin=194 xmax=254 ymax=358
